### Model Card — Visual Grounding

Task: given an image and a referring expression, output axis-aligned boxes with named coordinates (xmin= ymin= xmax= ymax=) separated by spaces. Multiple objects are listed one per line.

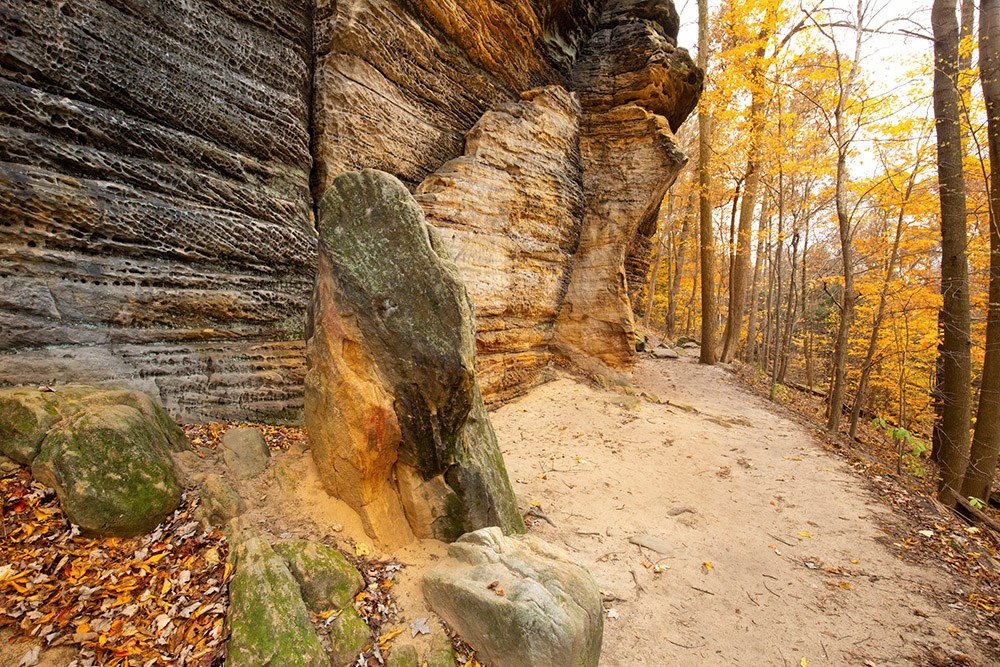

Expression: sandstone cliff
xmin=0 ymin=0 xmax=701 ymax=421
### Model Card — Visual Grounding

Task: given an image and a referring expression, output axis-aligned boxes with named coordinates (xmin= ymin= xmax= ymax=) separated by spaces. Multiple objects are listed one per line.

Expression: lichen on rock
xmin=305 ymin=169 xmax=523 ymax=546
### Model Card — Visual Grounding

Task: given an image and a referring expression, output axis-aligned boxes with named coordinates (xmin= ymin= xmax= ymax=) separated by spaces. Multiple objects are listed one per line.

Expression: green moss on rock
xmin=227 ymin=534 xmax=329 ymax=667
xmin=326 ymin=607 xmax=371 ymax=666
xmin=31 ymin=405 xmax=181 ymax=537
xmin=0 ymin=388 xmax=62 ymax=465
xmin=274 ymin=540 xmax=364 ymax=612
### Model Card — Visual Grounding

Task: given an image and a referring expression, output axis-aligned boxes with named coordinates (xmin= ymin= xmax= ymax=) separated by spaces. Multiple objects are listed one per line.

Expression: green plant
xmin=872 ymin=417 xmax=926 ymax=477
xmin=968 ymin=496 xmax=986 ymax=510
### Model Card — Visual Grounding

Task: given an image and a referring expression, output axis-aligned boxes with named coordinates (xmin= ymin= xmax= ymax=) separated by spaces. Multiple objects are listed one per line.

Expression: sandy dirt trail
xmin=494 ymin=355 xmax=987 ymax=666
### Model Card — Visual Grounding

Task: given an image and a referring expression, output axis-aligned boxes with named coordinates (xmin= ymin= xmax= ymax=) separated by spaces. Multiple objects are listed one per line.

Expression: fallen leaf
xmin=378 ymin=627 xmax=405 ymax=647
xmin=798 ymin=532 xmax=812 ymax=539
xmin=800 ymin=658 xmax=808 ymax=667
xmin=410 ymin=617 xmax=432 ymax=637
xmin=606 ymin=608 xmax=619 ymax=620
xmin=18 ymin=646 xmax=40 ymax=667
xmin=702 ymin=562 xmax=714 ymax=572
xmin=836 ymin=581 xmax=852 ymax=590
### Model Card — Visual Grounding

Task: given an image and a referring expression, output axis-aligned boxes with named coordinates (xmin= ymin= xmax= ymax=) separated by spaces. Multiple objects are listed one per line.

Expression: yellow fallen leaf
xmin=355 ymin=542 xmax=371 ymax=557
xmin=144 ymin=552 xmax=169 ymax=566
xmin=316 ymin=609 xmax=341 ymax=620
xmin=356 ymin=591 xmax=370 ymax=602
xmin=530 ymin=500 xmax=543 ymax=508
xmin=702 ymin=562 xmax=713 ymax=571
xmin=76 ymin=622 xmax=91 ymax=634
xmin=800 ymin=659 xmax=808 ymax=667
xmin=836 ymin=581 xmax=852 ymax=590
xmin=798 ymin=532 xmax=812 ymax=539
xmin=378 ymin=627 xmax=405 ymax=646
xmin=850 ymin=559 xmax=859 ymax=564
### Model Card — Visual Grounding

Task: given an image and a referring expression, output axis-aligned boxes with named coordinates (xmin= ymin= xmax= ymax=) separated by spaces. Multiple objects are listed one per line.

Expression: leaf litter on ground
xmin=0 ymin=470 xmax=230 ymax=666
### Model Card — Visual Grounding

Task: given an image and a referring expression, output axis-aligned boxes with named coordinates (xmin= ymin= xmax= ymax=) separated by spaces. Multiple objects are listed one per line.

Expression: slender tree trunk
xmin=721 ymin=32 xmax=769 ymax=363
xmin=932 ymin=0 xmax=974 ymax=502
xmin=825 ymin=1 xmax=865 ymax=434
xmin=802 ymin=217 xmax=814 ymax=389
xmin=686 ymin=236 xmax=700 ymax=337
xmin=698 ymin=0 xmax=717 ymax=364
xmin=849 ymin=178 xmax=912 ymax=439
xmin=726 ymin=184 xmax=741 ymax=318
xmin=770 ymin=167 xmax=786 ymax=400
xmin=667 ymin=189 xmax=694 ymax=339
xmin=962 ymin=0 xmax=1000 ymax=505
xmin=643 ymin=190 xmax=672 ymax=329
xmin=744 ymin=200 xmax=770 ymax=364
xmin=777 ymin=231 xmax=800 ymax=384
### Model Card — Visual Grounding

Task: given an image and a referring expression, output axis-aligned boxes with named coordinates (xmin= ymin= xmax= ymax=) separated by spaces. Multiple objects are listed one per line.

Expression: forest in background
xmin=640 ymin=0 xmax=999 ymax=510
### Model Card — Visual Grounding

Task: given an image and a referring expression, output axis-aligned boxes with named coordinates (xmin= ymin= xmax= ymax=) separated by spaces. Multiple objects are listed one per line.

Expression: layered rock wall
xmin=0 ymin=0 xmax=315 ymax=420
xmin=553 ymin=0 xmax=699 ymax=367
xmin=416 ymin=87 xmax=584 ymax=402
xmin=0 ymin=0 xmax=700 ymax=421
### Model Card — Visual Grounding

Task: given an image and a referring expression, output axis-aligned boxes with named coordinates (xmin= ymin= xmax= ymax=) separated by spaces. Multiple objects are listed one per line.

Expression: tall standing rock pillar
xmin=305 ymin=170 xmax=524 ymax=547
xmin=553 ymin=0 xmax=702 ymax=368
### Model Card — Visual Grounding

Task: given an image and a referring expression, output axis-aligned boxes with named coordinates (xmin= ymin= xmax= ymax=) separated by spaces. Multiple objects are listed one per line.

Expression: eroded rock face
xmin=312 ymin=0 xmax=602 ymax=191
xmin=416 ymin=86 xmax=584 ymax=403
xmin=0 ymin=0 xmax=315 ymax=421
xmin=305 ymin=170 xmax=523 ymax=546
xmin=0 ymin=385 xmax=188 ymax=536
xmin=423 ymin=527 xmax=603 ymax=667
xmin=1 ymin=0 xmax=699 ymax=418
xmin=553 ymin=0 xmax=700 ymax=368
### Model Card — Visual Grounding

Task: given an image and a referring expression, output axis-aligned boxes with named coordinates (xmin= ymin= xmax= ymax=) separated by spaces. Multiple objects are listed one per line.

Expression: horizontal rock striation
xmin=1 ymin=0 xmax=699 ymax=421
xmin=312 ymin=0 xmax=602 ymax=191
xmin=416 ymin=86 xmax=584 ymax=404
xmin=0 ymin=0 xmax=315 ymax=420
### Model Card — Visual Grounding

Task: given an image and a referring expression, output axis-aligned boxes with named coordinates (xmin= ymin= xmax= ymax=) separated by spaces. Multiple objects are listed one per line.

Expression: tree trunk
xmin=667 ymin=189 xmax=694 ymax=339
xmin=962 ymin=0 xmax=1000 ymax=505
xmin=825 ymin=1 xmax=865 ymax=434
xmin=932 ymin=0 xmax=973 ymax=502
xmin=744 ymin=199 xmax=770 ymax=364
xmin=849 ymin=174 xmax=912 ymax=439
xmin=721 ymin=31 xmax=769 ymax=363
xmin=643 ymin=190 xmax=672 ymax=329
xmin=777 ymin=230 xmax=800 ymax=384
xmin=698 ymin=0 xmax=717 ymax=364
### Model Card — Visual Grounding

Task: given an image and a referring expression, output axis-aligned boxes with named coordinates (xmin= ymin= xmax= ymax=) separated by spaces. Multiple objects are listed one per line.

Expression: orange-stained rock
xmin=553 ymin=0 xmax=700 ymax=369
xmin=305 ymin=170 xmax=524 ymax=546
xmin=416 ymin=86 xmax=584 ymax=404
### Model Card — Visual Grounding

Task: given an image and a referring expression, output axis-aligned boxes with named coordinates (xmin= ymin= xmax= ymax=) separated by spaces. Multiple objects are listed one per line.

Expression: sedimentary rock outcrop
xmin=305 ymin=170 xmax=523 ymax=546
xmin=1 ymin=0 xmax=700 ymax=420
xmin=553 ymin=0 xmax=701 ymax=368
xmin=416 ymin=86 xmax=584 ymax=403
xmin=0 ymin=0 xmax=315 ymax=421
xmin=424 ymin=527 xmax=604 ymax=667
xmin=312 ymin=0 xmax=601 ymax=190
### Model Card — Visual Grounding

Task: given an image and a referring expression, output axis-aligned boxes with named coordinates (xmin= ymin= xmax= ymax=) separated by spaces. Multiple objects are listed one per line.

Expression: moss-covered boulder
xmin=274 ymin=540 xmax=364 ymax=612
xmin=326 ymin=607 xmax=371 ymax=666
xmin=0 ymin=388 xmax=62 ymax=464
xmin=424 ymin=527 xmax=603 ymax=667
xmin=227 ymin=532 xmax=329 ymax=667
xmin=305 ymin=169 xmax=524 ymax=544
xmin=31 ymin=404 xmax=182 ymax=537
xmin=0 ymin=385 xmax=189 ymax=467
